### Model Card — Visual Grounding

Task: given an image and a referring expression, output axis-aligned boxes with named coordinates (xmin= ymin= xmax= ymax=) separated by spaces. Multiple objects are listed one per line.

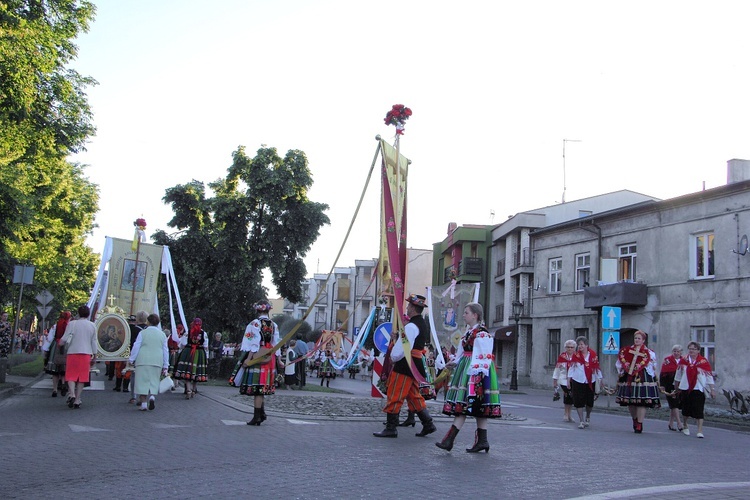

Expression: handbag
xmin=159 ymin=375 xmax=175 ymax=394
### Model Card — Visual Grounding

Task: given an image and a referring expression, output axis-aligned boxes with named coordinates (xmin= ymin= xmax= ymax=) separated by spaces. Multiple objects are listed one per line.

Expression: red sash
xmin=679 ymin=355 xmax=712 ymax=391
xmin=555 ymin=352 xmax=574 ymax=371
xmin=573 ymin=349 xmax=600 ymax=389
xmin=660 ymin=355 xmax=678 ymax=376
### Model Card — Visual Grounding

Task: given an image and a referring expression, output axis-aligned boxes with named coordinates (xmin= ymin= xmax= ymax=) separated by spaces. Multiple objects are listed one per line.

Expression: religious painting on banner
xmin=429 ymin=282 xmax=480 ymax=354
xmin=107 ymin=238 xmax=164 ymax=316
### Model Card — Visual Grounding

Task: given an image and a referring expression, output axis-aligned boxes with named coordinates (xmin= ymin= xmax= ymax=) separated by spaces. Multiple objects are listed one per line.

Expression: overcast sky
xmin=71 ymin=1 xmax=750 ymax=297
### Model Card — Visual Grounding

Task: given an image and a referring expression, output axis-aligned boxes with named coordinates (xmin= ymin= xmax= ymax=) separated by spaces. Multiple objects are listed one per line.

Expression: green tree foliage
xmin=272 ymin=314 xmax=312 ymax=345
xmin=153 ymin=146 xmax=329 ymax=334
xmin=0 ymin=1 xmax=99 ymax=315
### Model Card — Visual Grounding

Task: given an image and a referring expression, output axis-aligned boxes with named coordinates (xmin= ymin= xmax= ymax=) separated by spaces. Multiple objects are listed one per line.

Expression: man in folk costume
xmin=373 ymin=294 xmax=437 ymax=439
xmin=615 ymin=330 xmax=661 ymax=433
xmin=675 ymin=341 xmax=716 ymax=438
xmin=567 ymin=336 xmax=603 ymax=429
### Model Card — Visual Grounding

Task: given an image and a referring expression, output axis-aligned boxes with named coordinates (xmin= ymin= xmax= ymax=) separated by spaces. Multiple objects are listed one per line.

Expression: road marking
xmin=69 ymin=424 xmax=111 ymax=432
xmin=152 ymin=423 xmax=191 ymax=429
xmin=0 ymin=432 xmax=24 ymax=437
xmin=517 ymin=425 xmax=571 ymax=431
xmin=502 ymin=401 xmax=550 ymax=409
xmin=287 ymin=419 xmax=319 ymax=425
xmin=569 ymin=481 xmax=750 ymax=499
xmin=221 ymin=420 xmax=249 ymax=426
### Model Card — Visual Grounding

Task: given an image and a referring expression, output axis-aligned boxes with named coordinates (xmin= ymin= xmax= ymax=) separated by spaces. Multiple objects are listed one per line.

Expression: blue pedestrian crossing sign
xmin=602 ymin=330 xmax=620 ymax=354
xmin=602 ymin=306 xmax=621 ymax=330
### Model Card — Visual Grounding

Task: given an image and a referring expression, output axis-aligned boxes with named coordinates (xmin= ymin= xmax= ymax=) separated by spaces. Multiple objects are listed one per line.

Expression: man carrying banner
xmin=373 ymin=294 xmax=436 ymax=439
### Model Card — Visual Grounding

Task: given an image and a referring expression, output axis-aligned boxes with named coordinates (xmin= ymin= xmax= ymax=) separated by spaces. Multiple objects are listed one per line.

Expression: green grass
xmin=8 ymin=355 xmax=44 ymax=377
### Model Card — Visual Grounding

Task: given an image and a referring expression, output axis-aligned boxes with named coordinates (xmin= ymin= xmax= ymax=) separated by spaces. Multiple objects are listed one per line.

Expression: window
xmin=691 ymin=232 xmax=714 ymax=279
xmin=618 ymin=244 xmax=637 ymax=281
xmin=575 ymin=253 xmax=591 ymax=291
xmin=549 ymin=258 xmax=562 ymax=293
xmin=548 ymin=329 xmax=561 ymax=365
xmin=692 ymin=326 xmax=716 ymax=373
xmin=574 ymin=328 xmax=589 ymax=343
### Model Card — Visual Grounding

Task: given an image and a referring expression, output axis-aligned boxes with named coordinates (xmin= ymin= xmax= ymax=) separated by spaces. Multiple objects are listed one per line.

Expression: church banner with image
xmin=427 ymin=282 xmax=481 ymax=356
xmin=107 ymin=237 xmax=163 ymax=316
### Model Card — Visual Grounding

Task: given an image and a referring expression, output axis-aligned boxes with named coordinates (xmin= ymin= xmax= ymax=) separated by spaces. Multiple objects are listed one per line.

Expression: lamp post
xmin=510 ymin=301 xmax=524 ymax=391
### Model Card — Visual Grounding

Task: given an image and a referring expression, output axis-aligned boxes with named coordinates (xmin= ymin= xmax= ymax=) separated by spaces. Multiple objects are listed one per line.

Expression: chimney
xmin=727 ymin=159 xmax=750 ymax=184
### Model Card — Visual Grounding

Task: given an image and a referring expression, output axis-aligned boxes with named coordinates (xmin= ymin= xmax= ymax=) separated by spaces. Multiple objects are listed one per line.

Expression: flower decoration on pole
xmin=384 ymin=104 xmax=412 ymax=135
xmin=132 ymin=217 xmax=147 ymax=251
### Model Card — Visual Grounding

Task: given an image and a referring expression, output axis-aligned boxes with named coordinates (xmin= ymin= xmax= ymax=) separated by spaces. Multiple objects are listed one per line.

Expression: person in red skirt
xmin=60 ymin=305 xmax=97 ymax=409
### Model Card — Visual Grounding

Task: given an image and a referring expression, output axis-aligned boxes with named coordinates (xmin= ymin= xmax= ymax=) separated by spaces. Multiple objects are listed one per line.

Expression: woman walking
xmin=239 ymin=300 xmax=280 ymax=425
xmin=436 ymin=302 xmax=501 ymax=453
xmin=659 ymin=344 xmax=684 ymax=432
xmin=615 ymin=330 xmax=661 ymax=433
xmin=60 ymin=305 xmax=97 ymax=409
xmin=43 ymin=311 xmax=71 ymax=397
xmin=172 ymin=318 xmax=208 ymax=399
xmin=129 ymin=314 xmax=169 ymax=411
xmin=553 ymin=339 xmax=577 ymax=422
xmin=675 ymin=341 xmax=716 ymax=438
xmin=568 ymin=336 xmax=603 ymax=429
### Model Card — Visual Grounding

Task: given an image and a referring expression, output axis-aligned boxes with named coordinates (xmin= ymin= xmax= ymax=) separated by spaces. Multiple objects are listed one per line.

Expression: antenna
xmin=562 ymin=139 xmax=582 ymax=203
xmin=489 ymin=209 xmax=495 ymax=223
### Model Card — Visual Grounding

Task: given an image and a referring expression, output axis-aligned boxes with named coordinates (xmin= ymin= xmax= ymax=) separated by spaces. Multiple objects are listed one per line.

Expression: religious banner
xmin=427 ymin=282 xmax=480 ymax=357
xmin=106 ymin=237 xmax=164 ymax=317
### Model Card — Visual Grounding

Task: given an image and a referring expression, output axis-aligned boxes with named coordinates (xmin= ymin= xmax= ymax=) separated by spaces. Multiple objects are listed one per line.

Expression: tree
xmin=153 ymin=146 xmax=329 ymax=334
xmin=0 ymin=1 xmax=99 ymax=315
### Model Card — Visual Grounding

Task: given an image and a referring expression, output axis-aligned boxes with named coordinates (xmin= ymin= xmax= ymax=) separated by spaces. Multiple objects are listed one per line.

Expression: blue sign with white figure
xmin=602 ymin=330 xmax=620 ymax=355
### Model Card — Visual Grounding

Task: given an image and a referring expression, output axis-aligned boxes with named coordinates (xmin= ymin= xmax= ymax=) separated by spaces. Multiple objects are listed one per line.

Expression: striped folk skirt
xmin=173 ymin=347 xmax=208 ymax=382
xmin=442 ymin=353 xmax=502 ymax=418
xmin=239 ymin=355 xmax=277 ymax=396
xmin=615 ymin=371 xmax=661 ymax=408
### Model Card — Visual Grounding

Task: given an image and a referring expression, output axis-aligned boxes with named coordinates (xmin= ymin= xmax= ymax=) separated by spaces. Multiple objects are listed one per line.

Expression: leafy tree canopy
xmin=0 ymin=1 xmax=99 ymax=319
xmin=154 ymin=146 xmax=329 ymax=334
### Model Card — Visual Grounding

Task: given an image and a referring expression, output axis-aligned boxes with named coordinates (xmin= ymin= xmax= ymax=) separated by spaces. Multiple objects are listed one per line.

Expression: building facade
xmin=529 ymin=163 xmax=750 ymax=391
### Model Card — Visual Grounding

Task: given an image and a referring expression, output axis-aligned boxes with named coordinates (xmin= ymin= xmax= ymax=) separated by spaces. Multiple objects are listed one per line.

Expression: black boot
xmin=247 ymin=407 xmax=262 ymax=426
xmin=373 ymin=413 xmax=399 ymax=438
xmin=399 ymin=411 xmax=416 ymax=427
xmin=260 ymin=404 xmax=267 ymax=423
xmin=113 ymin=378 xmax=122 ymax=392
xmin=415 ymin=409 xmax=437 ymax=437
xmin=436 ymin=425 xmax=459 ymax=451
xmin=122 ymin=378 xmax=130 ymax=392
xmin=466 ymin=428 xmax=490 ymax=453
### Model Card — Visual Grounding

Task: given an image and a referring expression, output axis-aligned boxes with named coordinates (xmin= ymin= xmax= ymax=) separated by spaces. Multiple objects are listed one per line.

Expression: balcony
xmin=511 ymin=247 xmax=533 ymax=271
xmin=583 ymin=281 xmax=648 ymax=309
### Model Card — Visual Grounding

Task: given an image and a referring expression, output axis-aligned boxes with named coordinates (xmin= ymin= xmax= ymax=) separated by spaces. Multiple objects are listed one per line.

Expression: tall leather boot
xmin=247 ymin=407 xmax=262 ymax=426
xmin=466 ymin=428 xmax=490 ymax=453
xmin=121 ymin=378 xmax=130 ymax=393
xmin=112 ymin=377 xmax=122 ymax=392
xmin=260 ymin=403 xmax=267 ymax=423
xmin=373 ymin=413 xmax=399 ymax=438
xmin=398 ymin=411 xmax=416 ymax=427
xmin=435 ymin=425 xmax=459 ymax=451
xmin=415 ymin=409 xmax=437 ymax=437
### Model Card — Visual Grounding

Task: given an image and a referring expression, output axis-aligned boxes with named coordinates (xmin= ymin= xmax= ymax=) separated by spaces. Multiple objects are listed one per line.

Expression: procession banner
xmin=107 ymin=237 xmax=163 ymax=316
xmin=428 ymin=282 xmax=481 ymax=357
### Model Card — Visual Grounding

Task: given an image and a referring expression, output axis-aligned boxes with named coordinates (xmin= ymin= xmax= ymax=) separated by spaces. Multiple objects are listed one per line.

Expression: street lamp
xmin=510 ymin=300 xmax=524 ymax=391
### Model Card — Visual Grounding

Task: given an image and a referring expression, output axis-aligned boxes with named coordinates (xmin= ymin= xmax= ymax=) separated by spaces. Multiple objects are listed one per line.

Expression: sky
xmin=70 ymin=0 xmax=750 ymax=297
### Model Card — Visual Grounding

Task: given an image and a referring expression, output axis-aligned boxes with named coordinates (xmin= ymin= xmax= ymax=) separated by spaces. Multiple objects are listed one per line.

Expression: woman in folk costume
xmin=552 ymin=339 xmax=577 ymax=423
xmin=659 ymin=344 xmax=684 ymax=432
xmin=319 ymin=349 xmax=335 ymax=387
xmin=44 ymin=310 xmax=72 ymax=397
xmin=436 ymin=302 xmax=501 ymax=453
xmin=239 ymin=300 xmax=280 ymax=426
xmin=172 ymin=317 xmax=208 ymax=399
xmin=615 ymin=330 xmax=661 ymax=433
xmin=675 ymin=341 xmax=716 ymax=438
xmin=129 ymin=313 xmax=169 ymax=411
xmin=567 ymin=336 xmax=603 ymax=429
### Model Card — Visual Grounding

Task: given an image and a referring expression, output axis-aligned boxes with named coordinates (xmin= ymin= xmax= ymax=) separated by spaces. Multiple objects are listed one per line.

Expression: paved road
xmin=1 ymin=371 xmax=749 ymax=499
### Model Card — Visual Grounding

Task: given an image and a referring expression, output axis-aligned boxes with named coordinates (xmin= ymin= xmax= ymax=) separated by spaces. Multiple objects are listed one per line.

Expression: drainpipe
xmin=580 ymin=221 xmax=603 ymax=355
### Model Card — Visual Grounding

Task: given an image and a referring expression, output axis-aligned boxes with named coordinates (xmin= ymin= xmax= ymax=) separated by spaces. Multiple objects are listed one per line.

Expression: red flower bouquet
xmin=384 ymin=104 xmax=412 ymax=135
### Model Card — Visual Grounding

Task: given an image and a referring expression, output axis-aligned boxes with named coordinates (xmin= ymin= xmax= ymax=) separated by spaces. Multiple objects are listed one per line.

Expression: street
xmin=1 ymin=371 xmax=749 ymax=499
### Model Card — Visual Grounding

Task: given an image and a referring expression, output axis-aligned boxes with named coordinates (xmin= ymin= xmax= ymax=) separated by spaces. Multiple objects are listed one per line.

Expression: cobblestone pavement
xmin=1 ymin=371 xmax=749 ymax=499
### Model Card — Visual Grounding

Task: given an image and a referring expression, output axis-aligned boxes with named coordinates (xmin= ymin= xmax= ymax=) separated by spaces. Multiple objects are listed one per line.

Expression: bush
xmin=8 ymin=354 xmax=44 ymax=377
xmin=207 ymin=355 xmax=239 ymax=380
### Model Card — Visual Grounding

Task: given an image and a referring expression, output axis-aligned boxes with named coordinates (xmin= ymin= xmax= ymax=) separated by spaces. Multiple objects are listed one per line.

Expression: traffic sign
xmin=602 ymin=330 xmax=620 ymax=354
xmin=36 ymin=305 xmax=52 ymax=319
xmin=373 ymin=322 xmax=392 ymax=352
xmin=602 ymin=306 xmax=621 ymax=330
xmin=36 ymin=290 xmax=54 ymax=305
